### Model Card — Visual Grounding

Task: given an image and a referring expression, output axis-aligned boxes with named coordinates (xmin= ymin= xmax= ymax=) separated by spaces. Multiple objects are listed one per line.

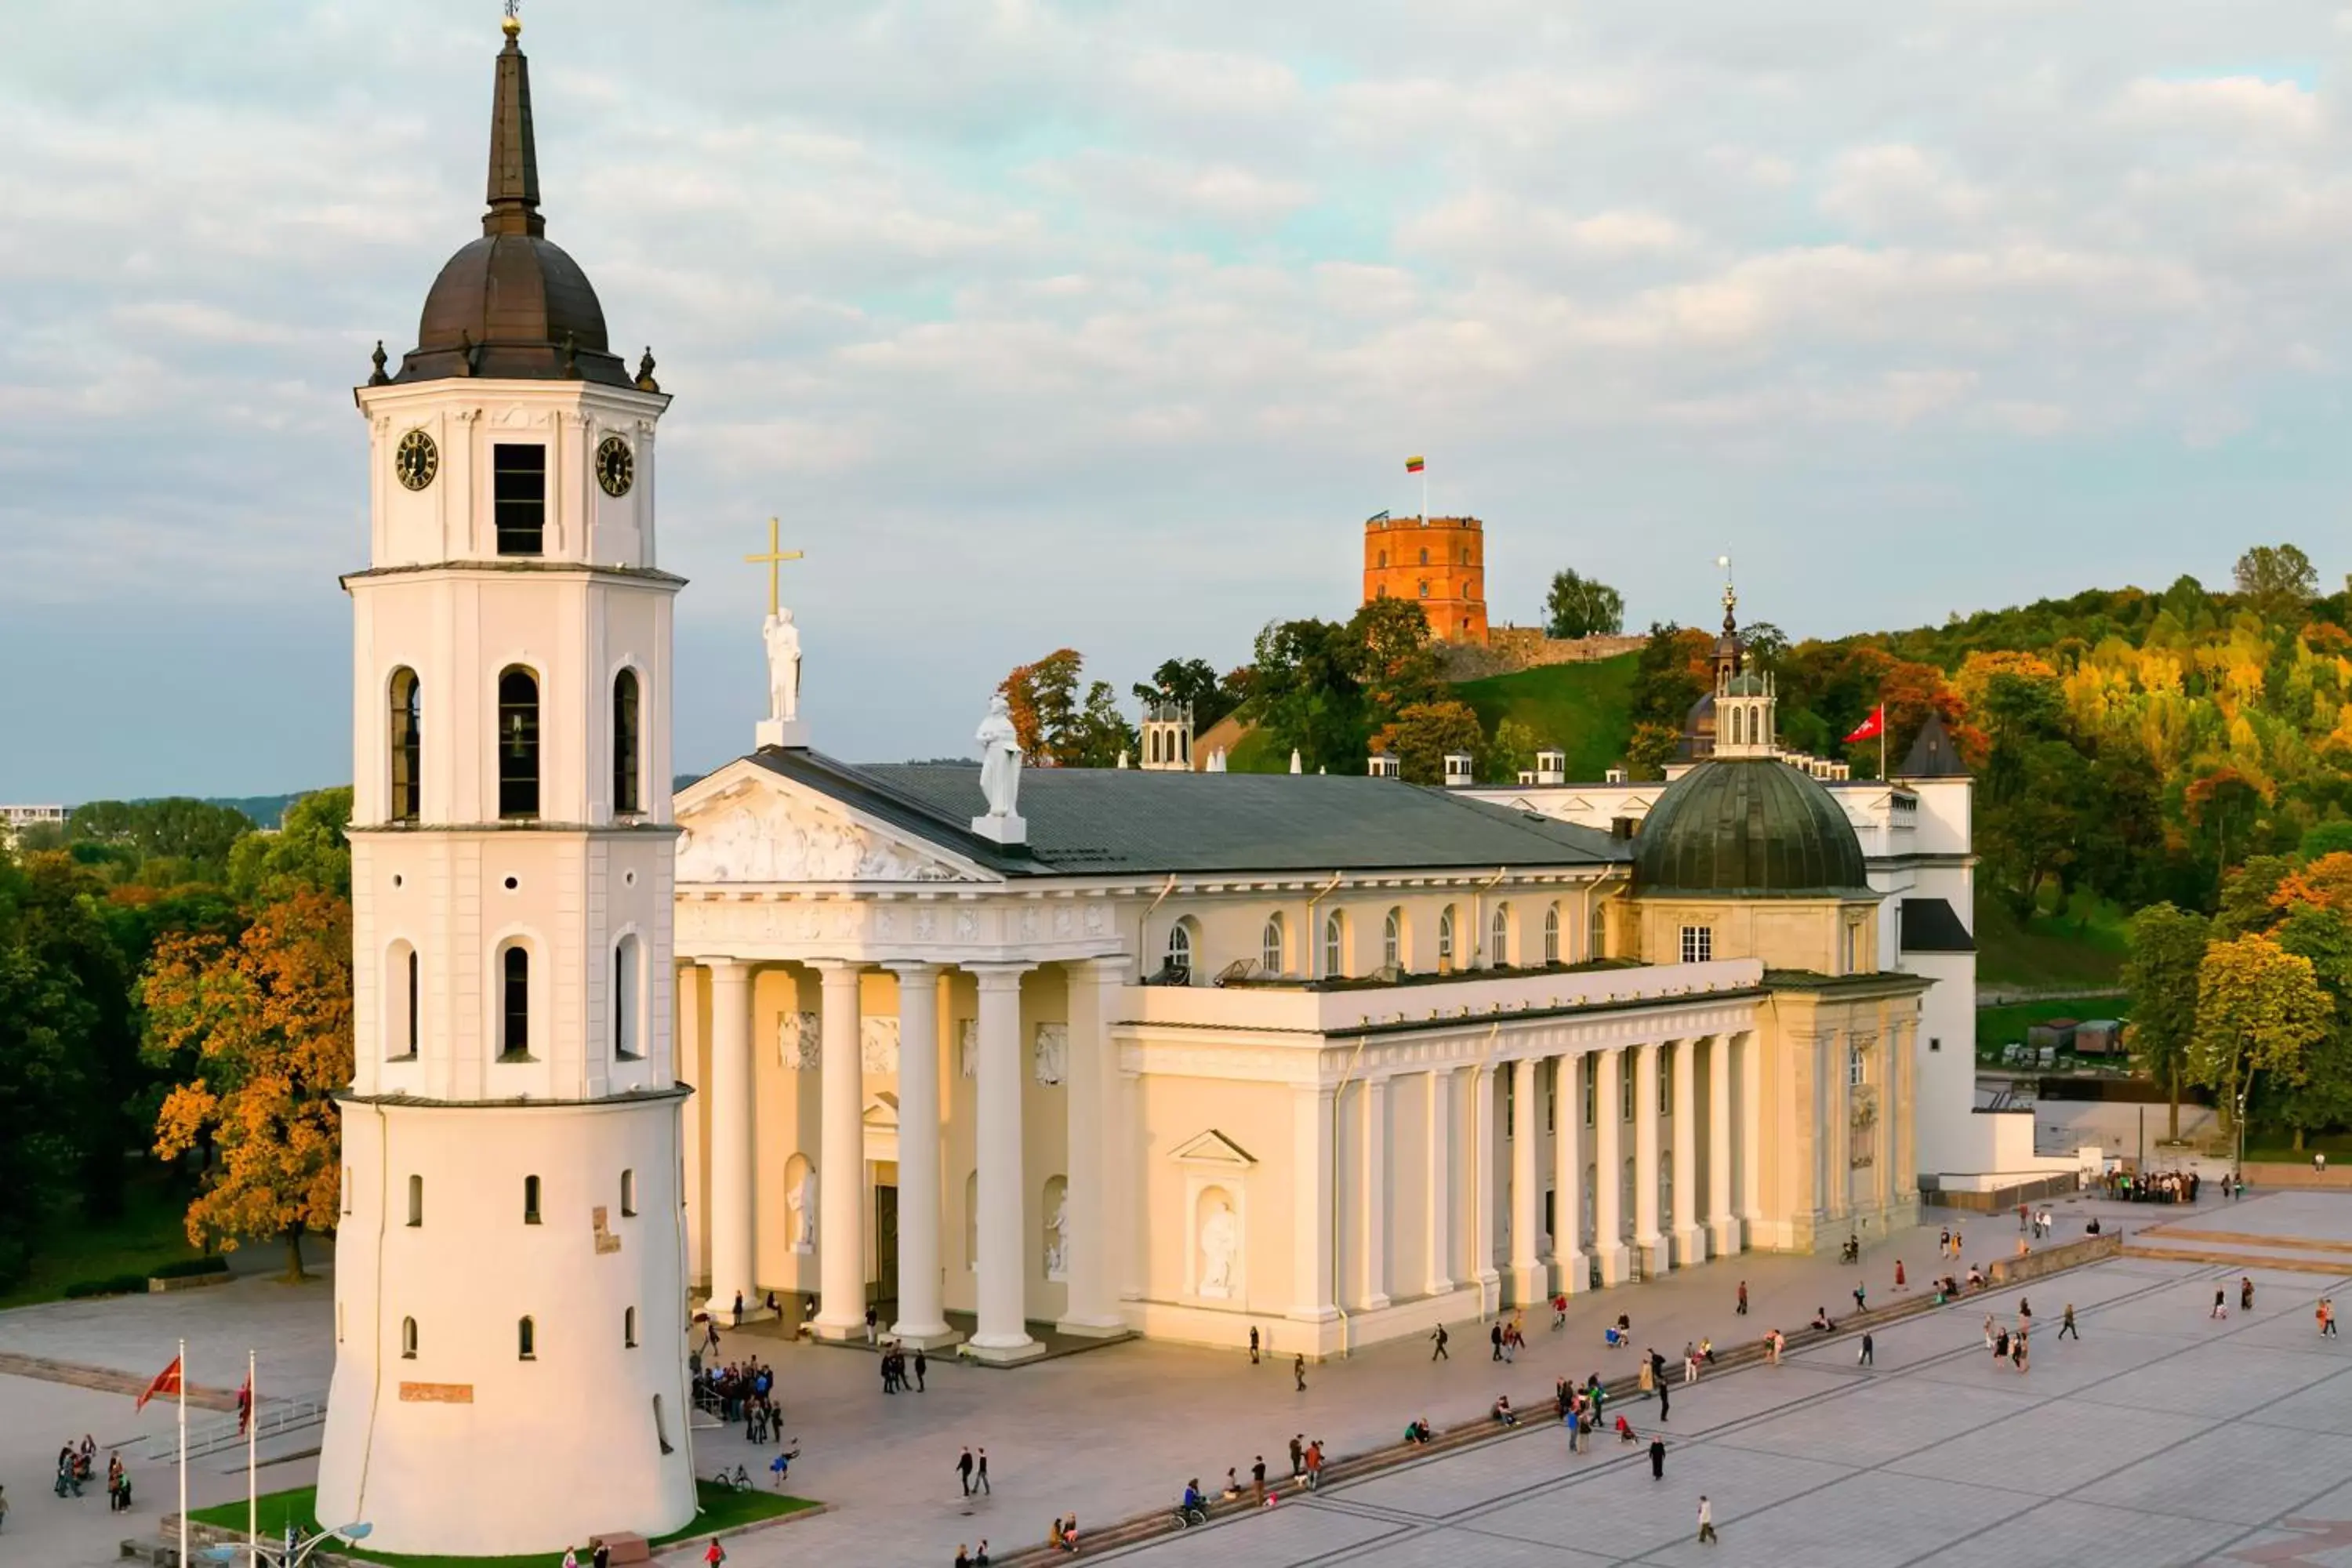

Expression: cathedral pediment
xmin=675 ymin=770 xmax=987 ymax=885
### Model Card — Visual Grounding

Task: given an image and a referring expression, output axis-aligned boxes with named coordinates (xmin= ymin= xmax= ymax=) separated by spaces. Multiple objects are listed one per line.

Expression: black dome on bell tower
xmin=394 ymin=16 xmax=631 ymax=388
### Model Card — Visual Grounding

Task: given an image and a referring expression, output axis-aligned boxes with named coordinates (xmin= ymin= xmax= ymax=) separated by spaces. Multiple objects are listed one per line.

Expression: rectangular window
xmin=494 ymin=444 xmax=547 ymax=556
xmin=1581 ymin=1059 xmax=1595 ymax=1128
xmin=1679 ymin=925 xmax=1713 ymax=964
xmin=1849 ymin=1044 xmax=1866 ymax=1087
xmin=1620 ymin=1052 xmax=1635 ymax=1122
xmin=1504 ymin=1073 xmax=1515 ymax=1139
xmin=1660 ymin=1051 xmax=1672 ymax=1117
xmin=1929 ymin=1036 xmax=1942 ymax=1053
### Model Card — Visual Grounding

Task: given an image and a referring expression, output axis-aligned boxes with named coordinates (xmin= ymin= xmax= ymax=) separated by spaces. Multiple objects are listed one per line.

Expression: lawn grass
xmin=0 ymin=1169 xmax=209 ymax=1310
xmin=188 ymin=1483 xmax=816 ymax=1566
xmin=1973 ymin=887 xmax=2129 ymax=989
xmin=1454 ymin=654 xmax=1639 ymax=781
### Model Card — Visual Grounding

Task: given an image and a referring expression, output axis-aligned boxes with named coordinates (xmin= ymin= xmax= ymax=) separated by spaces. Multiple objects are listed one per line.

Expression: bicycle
xmin=710 ymin=1465 xmax=752 ymax=1492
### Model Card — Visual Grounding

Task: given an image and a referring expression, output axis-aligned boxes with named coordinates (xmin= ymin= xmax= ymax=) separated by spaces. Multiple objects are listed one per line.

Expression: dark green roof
xmin=743 ymin=750 xmax=1630 ymax=877
xmin=1632 ymin=757 xmax=1873 ymax=898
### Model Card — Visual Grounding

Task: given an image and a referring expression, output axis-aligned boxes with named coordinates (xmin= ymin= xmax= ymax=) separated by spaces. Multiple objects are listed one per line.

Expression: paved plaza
xmin=7 ymin=1191 xmax=2349 ymax=1566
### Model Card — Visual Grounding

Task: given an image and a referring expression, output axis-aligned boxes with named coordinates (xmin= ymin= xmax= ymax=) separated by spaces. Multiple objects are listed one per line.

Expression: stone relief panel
xmin=677 ymin=790 xmax=972 ymax=884
xmin=1033 ymin=1022 xmax=1068 ymax=1087
xmin=778 ymin=1011 xmax=820 ymax=1070
xmin=862 ymin=1014 xmax=901 ymax=1075
xmin=958 ymin=1019 xmax=978 ymax=1079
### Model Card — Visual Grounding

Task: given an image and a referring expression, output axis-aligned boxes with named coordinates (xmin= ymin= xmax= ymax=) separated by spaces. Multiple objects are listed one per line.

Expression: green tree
xmin=2190 ymin=934 xmax=2332 ymax=1135
xmin=2234 ymin=543 xmax=2318 ymax=623
xmin=1544 ymin=569 xmax=1626 ymax=640
xmin=1067 ymin=681 xmax=1135 ymax=769
xmin=2270 ymin=906 xmax=2352 ymax=1148
xmin=2122 ymin=903 xmax=2209 ymax=1140
xmin=1486 ymin=718 xmax=1540 ymax=783
xmin=2300 ymin=821 xmax=2352 ymax=862
xmin=68 ymin=798 xmax=254 ymax=880
xmin=2212 ymin=855 xmax=2293 ymax=940
xmin=1630 ymin=622 xmax=1712 ymax=731
xmin=0 ymin=851 xmax=103 ymax=1287
xmin=1131 ymin=658 xmax=1243 ymax=734
xmin=1625 ymin=721 xmax=1682 ymax=781
xmin=1250 ymin=616 xmax=1368 ymax=775
xmin=1376 ymin=701 xmax=1486 ymax=786
xmin=227 ymin=787 xmax=353 ymax=902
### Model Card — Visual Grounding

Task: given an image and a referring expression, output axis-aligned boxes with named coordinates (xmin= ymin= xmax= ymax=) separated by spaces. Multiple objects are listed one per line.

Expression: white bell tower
xmin=315 ymin=13 xmax=695 ymax=1555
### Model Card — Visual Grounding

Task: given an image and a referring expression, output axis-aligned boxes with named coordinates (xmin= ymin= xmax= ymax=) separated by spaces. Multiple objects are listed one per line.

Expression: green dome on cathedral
xmin=1632 ymin=757 xmax=1871 ymax=898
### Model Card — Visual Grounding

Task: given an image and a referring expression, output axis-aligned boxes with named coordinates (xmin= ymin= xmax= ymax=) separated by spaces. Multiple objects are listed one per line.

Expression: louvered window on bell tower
xmin=388 ymin=668 xmax=422 ymax=822
xmin=612 ymin=669 xmax=641 ymax=815
xmin=493 ymin=444 xmax=546 ymax=555
xmin=501 ymin=944 xmax=532 ymax=1060
xmin=498 ymin=668 xmax=540 ymax=818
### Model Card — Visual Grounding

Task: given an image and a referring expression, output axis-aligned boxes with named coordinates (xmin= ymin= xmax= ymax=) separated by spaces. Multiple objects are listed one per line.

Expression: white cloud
xmin=2112 ymin=75 xmax=2322 ymax=140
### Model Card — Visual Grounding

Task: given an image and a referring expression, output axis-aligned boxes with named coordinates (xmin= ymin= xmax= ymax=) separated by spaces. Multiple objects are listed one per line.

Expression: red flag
xmin=136 ymin=1356 xmax=182 ymax=1411
xmin=237 ymin=1373 xmax=253 ymax=1435
xmin=1844 ymin=705 xmax=1885 ymax=744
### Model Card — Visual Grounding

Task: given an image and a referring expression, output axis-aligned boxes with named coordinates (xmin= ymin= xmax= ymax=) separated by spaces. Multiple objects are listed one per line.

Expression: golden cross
xmin=744 ymin=517 xmax=804 ymax=617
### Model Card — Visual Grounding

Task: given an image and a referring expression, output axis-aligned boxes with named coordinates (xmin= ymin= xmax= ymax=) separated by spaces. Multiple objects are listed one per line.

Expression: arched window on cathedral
xmin=407 ymin=1174 xmax=423 ymax=1227
xmin=517 ymin=1316 xmax=536 ymax=1360
xmin=523 ymin=1174 xmax=542 ymax=1224
xmin=401 ymin=1316 xmax=418 ymax=1359
xmin=387 ymin=941 xmax=419 ymax=1059
xmin=1261 ymin=913 xmax=1285 ymax=977
xmin=1323 ymin=910 xmax=1345 ymax=978
xmin=1544 ymin=904 xmax=1562 ymax=964
xmin=1438 ymin=906 xmax=1457 ymax=971
xmin=624 ymin=1306 xmax=639 ymax=1348
xmin=1490 ymin=903 xmax=1511 ymax=967
xmin=613 ymin=934 xmax=641 ymax=1060
xmin=1384 ymin=907 xmax=1404 ymax=970
xmin=620 ymin=1168 xmax=637 ymax=1218
xmin=499 ymin=943 xmax=532 ymax=1060
xmin=612 ymin=668 xmax=641 ymax=816
xmin=388 ymin=668 xmax=421 ymax=823
xmin=1165 ymin=920 xmax=1196 ymax=984
xmin=498 ymin=667 xmax=540 ymax=819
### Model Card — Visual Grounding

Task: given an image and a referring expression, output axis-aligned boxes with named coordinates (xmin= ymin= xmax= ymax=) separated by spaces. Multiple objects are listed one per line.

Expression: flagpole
xmin=177 ymin=1338 xmax=188 ymax=1568
xmin=1880 ymin=695 xmax=1888 ymax=780
xmin=247 ymin=1348 xmax=257 ymax=1566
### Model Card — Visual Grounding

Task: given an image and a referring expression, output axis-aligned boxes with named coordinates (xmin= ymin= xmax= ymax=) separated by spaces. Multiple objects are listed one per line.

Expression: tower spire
xmin=484 ymin=2 xmax=543 ymax=238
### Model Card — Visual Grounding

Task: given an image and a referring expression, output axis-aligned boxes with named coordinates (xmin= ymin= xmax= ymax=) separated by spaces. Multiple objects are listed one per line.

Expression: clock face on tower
xmin=394 ymin=429 xmax=438 ymax=492
xmin=594 ymin=434 xmax=634 ymax=498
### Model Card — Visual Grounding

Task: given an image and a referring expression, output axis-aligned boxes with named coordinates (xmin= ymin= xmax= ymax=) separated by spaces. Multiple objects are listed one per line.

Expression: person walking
xmin=1697 ymin=1494 xmax=1718 ymax=1545
xmin=564 ymin=1548 xmax=579 ymax=1568
xmin=958 ymin=1447 xmax=975 ymax=1498
xmin=866 ymin=1305 xmax=880 ymax=1345
xmin=1294 ymin=1353 xmax=1308 ymax=1392
xmin=1735 ymin=1279 xmax=1748 ymax=1316
xmin=1649 ymin=1436 xmax=1667 ymax=1479
xmin=1894 ymin=1259 xmax=1907 ymax=1292
xmin=1858 ymin=1331 xmax=1875 ymax=1367
xmin=915 ymin=1348 xmax=928 ymax=1391
xmin=2059 ymin=1304 xmax=2078 ymax=1340
xmin=1431 ymin=1324 xmax=1450 ymax=1361
xmin=1655 ymin=1371 xmax=1671 ymax=1424
xmin=976 ymin=1449 xmax=992 ymax=1495
xmin=2241 ymin=1276 xmax=2255 ymax=1313
xmin=1638 ymin=1352 xmax=1656 ymax=1400
xmin=2212 ymin=1287 xmax=2228 ymax=1320
xmin=1249 ymin=1326 xmax=1261 ymax=1365
xmin=1853 ymin=1281 xmax=1867 ymax=1315
xmin=1252 ymin=1456 xmax=1267 ymax=1499
xmin=1289 ymin=1434 xmax=1305 ymax=1479
xmin=731 ymin=1290 xmax=745 ymax=1328
xmin=702 ymin=1537 xmax=726 ymax=1567
xmin=1491 ymin=1323 xmax=1505 ymax=1362
xmin=2322 ymin=1298 xmax=2339 ymax=1338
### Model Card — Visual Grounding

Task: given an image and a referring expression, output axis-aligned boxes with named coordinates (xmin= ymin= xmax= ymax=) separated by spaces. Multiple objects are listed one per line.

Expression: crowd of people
xmin=2097 ymin=1167 xmax=2213 ymax=1203
xmin=50 ymin=1436 xmax=129 ymax=1512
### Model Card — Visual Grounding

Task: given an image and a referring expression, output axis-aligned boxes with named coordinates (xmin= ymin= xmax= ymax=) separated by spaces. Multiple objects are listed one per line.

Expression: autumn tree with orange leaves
xmin=143 ymin=889 xmax=352 ymax=1279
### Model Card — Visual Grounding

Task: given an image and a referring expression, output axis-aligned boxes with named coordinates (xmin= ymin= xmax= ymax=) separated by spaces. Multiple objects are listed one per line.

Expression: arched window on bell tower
xmin=388 ymin=668 xmax=422 ymax=823
xmin=612 ymin=668 xmax=641 ymax=816
xmin=499 ymin=667 xmax=540 ymax=819
xmin=499 ymin=942 xmax=533 ymax=1060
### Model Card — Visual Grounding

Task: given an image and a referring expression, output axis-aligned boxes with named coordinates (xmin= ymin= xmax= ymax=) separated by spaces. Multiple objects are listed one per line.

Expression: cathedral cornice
xmin=340 ymin=560 xmax=688 ymax=590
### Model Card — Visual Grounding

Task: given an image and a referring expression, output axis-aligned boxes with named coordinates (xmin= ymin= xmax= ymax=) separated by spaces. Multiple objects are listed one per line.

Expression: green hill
xmin=1454 ymin=655 xmax=1640 ymax=779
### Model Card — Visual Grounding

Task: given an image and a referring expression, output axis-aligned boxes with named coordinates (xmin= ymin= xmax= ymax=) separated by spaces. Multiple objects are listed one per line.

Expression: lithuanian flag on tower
xmin=1405 ymin=455 xmax=1425 ymax=473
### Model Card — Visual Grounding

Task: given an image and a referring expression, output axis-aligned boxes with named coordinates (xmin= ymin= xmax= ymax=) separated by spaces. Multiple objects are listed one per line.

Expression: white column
xmin=1472 ymin=1064 xmax=1501 ymax=1308
xmin=1892 ymin=1021 xmax=1915 ymax=1206
xmin=1826 ymin=1030 xmax=1849 ymax=1232
xmin=969 ymin=964 xmax=1041 ymax=1361
xmin=811 ymin=961 xmax=866 ymax=1339
xmin=1118 ymin=1065 xmax=1144 ymax=1302
xmin=1424 ymin=1068 xmax=1455 ymax=1297
xmin=1360 ymin=1076 xmax=1392 ymax=1310
xmin=1508 ymin=1055 xmax=1542 ymax=1305
xmin=702 ymin=959 xmax=755 ymax=1312
xmin=886 ymin=964 xmax=955 ymax=1345
xmin=1552 ymin=1054 xmax=1585 ymax=1294
xmin=1634 ymin=1040 xmax=1665 ymax=1277
xmin=1290 ymin=1083 xmax=1338 ymax=1332
xmin=1058 ymin=958 xmax=1125 ymax=1336
xmin=1670 ymin=1040 xmax=1703 ymax=1266
xmin=1708 ymin=1033 xmax=1739 ymax=1255
xmin=1738 ymin=1029 xmax=1765 ymax=1236
xmin=1592 ymin=1047 xmax=1627 ymax=1284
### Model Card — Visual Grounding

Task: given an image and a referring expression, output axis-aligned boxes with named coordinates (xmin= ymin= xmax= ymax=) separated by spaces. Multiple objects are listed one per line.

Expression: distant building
xmin=1363 ymin=513 xmax=1488 ymax=644
xmin=1 ymin=804 xmax=67 ymax=844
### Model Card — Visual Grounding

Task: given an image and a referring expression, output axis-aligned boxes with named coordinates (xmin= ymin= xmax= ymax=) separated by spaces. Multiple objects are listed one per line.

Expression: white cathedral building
xmin=310 ymin=16 xmax=2085 ymax=1558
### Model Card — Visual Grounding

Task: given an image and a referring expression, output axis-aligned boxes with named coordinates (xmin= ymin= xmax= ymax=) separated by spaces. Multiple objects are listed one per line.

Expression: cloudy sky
xmin=3 ymin=0 xmax=2350 ymax=800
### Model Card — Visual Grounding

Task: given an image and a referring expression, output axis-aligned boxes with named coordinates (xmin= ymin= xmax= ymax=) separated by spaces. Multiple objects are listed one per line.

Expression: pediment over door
xmin=675 ymin=778 xmax=985 ymax=884
xmin=1170 ymin=1129 xmax=1257 ymax=1167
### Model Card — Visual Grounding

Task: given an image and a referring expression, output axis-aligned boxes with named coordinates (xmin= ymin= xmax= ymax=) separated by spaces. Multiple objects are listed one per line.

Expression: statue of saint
xmin=787 ymin=1165 xmax=818 ymax=1251
xmin=1199 ymin=1200 xmax=1238 ymax=1298
xmin=976 ymin=693 xmax=1022 ymax=819
xmin=764 ymin=609 xmax=801 ymax=724
xmin=1044 ymin=1196 xmax=1069 ymax=1279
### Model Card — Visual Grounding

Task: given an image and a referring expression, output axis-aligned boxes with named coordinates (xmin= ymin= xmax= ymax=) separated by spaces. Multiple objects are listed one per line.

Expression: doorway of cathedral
xmin=873 ymin=1184 xmax=899 ymax=1308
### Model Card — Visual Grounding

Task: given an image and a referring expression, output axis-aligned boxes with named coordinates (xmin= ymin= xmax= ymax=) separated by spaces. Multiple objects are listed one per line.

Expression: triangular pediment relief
xmin=674 ymin=767 xmax=989 ymax=885
xmin=863 ymin=1091 xmax=899 ymax=1129
xmin=1171 ymin=1129 xmax=1257 ymax=1167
